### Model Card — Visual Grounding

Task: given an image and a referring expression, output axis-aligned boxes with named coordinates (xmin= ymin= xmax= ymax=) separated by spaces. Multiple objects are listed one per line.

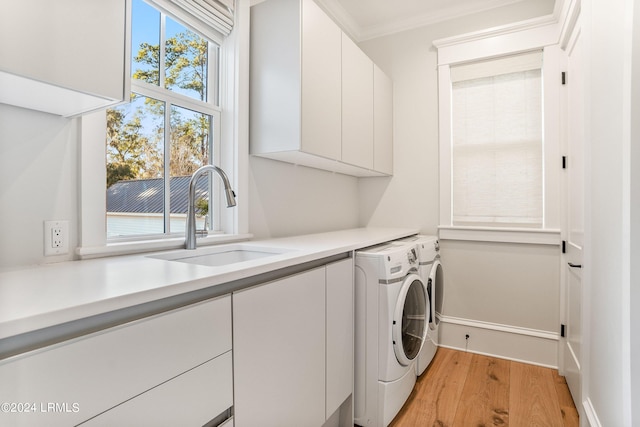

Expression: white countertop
xmin=0 ymin=227 xmax=417 ymax=341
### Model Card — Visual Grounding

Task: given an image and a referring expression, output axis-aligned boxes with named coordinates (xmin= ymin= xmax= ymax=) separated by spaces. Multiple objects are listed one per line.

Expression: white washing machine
xmin=393 ymin=235 xmax=443 ymax=376
xmin=354 ymin=242 xmax=429 ymax=427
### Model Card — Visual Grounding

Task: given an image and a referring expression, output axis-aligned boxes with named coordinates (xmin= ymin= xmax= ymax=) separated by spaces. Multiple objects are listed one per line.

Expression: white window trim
xmin=434 ymin=14 xmax=563 ymax=245
xmin=77 ymin=0 xmax=250 ymax=259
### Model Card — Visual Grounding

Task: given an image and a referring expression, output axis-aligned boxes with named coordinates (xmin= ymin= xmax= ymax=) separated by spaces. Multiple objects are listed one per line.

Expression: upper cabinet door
xmin=341 ymin=33 xmax=374 ymax=169
xmin=0 ymin=0 xmax=127 ymax=116
xmin=301 ymin=0 xmax=342 ymax=160
xmin=374 ymin=65 xmax=394 ymax=175
xmin=249 ymin=0 xmax=393 ymax=177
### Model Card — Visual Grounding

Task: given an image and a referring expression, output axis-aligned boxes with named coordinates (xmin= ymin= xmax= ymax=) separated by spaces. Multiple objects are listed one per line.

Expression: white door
xmin=561 ymin=18 xmax=584 ymax=406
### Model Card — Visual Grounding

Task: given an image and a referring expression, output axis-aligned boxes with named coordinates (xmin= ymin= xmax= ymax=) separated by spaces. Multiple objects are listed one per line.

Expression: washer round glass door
xmin=432 ymin=260 xmax=443 ymax=328
xmin=393 ymin=273 xmax=428 ymax=366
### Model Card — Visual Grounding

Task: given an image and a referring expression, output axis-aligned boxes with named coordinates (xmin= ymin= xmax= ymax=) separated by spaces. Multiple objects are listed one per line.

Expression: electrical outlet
xmin=44 ymin=220 xmax=69 ymax=256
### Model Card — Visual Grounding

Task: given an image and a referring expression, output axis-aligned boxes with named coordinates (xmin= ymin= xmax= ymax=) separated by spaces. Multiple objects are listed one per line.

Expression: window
xmin=79 ymin=0 xmax=244 ymax=257
xmin=106 ymin=0 xmax=222 ymax=239
xmin=450 ymin=51 xmax=543 ymax=227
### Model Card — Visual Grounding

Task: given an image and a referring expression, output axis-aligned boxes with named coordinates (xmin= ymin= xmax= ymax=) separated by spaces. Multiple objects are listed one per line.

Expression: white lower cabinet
xmin=82 ymin=351 xmax=232 ymax=426
xmin=233 ymin=258 xmax=354 ymax=427
xmin=0 ymin=295 xmax=232 ymax=427
xmin=1 ymin=259 xmax=355 ymax=427
xmin=326 ymin=259 xmax=354 ymax=419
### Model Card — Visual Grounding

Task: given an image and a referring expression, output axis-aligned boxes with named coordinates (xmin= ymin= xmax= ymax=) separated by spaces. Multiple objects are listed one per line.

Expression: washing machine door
xmin=392 ymin=273 xmax=428 ymax=366
xmin=430 ymin=260 xmax=443 ymax=327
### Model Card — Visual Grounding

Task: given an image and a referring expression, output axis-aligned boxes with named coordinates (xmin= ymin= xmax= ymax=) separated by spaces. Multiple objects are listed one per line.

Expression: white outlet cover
xmin=44 ymin=220 xmax=69 ymax=256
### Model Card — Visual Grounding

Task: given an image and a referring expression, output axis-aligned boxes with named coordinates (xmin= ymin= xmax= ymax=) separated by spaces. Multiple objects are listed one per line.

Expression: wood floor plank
xmin=551 ymin=370 xmax=580 ymax=427
xmin=390 ymin=348 xmax=473 ymax=427
xmin=510 ymin=361 xmax=565 ymax=427
xmin=452 ymin=354 xmax=510 ymax=427
xmin=387 ymin=349 xmax=578 ymax=427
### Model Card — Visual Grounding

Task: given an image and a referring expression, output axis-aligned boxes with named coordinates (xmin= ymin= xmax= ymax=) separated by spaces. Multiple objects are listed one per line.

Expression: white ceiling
xmin=251 ymin=0 xmax=556 ymax=42
xmin=322 ymin=0 xmax=551 ymax=41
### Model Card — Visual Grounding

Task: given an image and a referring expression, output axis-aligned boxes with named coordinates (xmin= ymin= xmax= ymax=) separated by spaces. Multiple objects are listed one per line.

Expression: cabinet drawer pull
xmin=568 ymin=262 xmax=582 ymax=268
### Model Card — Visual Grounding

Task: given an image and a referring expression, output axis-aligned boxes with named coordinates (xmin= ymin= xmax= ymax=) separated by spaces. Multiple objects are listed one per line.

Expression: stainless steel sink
xmin=148 ymin=243 xmax=293 ymax=267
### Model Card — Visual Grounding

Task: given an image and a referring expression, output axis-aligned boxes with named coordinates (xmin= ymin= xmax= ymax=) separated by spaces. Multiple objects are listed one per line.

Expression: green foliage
xmin=133 ymin=31 xmax=208 ymax=100
xmin=106 ymin=102 xmax=162 ymax=187
xmin=195 ymin=197 xmax=209 ymax=217
xmin=106 ymin=163 xmax=136 ymax=188
xmin=165 ymin=32 xmax=208 ymax=100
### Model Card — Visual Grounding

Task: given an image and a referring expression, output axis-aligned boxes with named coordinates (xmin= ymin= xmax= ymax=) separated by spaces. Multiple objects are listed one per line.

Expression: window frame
xmin=77 ymin=0 xmax=249 ymax=258
xmin=434 ymin=18 xmax=562 ymax=245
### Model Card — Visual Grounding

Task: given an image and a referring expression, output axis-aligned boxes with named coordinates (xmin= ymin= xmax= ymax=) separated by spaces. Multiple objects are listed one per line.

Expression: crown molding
xmin=313 ymin=0 xmax=362 ymax=41
xmin=432 ymin=13 xmax=557 ymax=49
xmin=358 ymin=0 xmax=526 ymax=41
xmin=316 ymin=0 xmax=539 ymax=42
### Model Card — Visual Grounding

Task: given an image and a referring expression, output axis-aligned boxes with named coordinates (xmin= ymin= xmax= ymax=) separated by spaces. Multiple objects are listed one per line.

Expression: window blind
xmin=450 ymin=51 xmax=543 ymax=227
xmin=147 ymin=0 xmax=234 ymax=40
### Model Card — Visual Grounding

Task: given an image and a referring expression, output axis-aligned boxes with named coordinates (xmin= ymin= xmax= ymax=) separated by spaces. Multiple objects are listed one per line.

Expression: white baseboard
xmin=582 ymin=398 xmax=602 ymax=427
xmin=439 ymin=315 xmax=559 ymax=368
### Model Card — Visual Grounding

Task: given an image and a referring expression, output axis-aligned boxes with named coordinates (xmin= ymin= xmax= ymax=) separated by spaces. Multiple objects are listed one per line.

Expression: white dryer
xmin=393 ymin=235 xmax=443 ymax=376
xmin=354 ymin=242 xmax=428 ymax=427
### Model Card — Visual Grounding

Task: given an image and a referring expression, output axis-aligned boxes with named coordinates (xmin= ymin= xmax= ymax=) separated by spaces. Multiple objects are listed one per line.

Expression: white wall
xmin=583 ymin=0 xmax=636 ymax=424
xmin=0 ymin=104 xmax=79 ymax=269
xmin=248 ymin=156 xmax=360 ymax=238
xmin=440 ymin=241 xmax=559 ymax=331
xmin=355 ymin=0 xmax=558 ymax=365
xmin=357 ymin=0 xmax=555 ymax=232
xmin=632 ymin=0 xmax=640 ymax=420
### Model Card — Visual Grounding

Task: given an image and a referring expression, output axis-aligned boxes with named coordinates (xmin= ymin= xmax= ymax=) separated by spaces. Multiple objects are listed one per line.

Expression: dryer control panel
xmin=382 ymin=245 xmax=418 ymax=281
xmin=355 ymin=242 xmax=420 ymax=282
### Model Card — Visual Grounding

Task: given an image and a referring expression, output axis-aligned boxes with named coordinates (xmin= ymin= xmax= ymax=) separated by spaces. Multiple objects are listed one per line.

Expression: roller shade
xmin=451 ymin=51 xmax=543 ymax=227
xmin=148 ymin=0 xmax=234 ymax=40
xmin=451 ymin=50 xmax=542 ymax=82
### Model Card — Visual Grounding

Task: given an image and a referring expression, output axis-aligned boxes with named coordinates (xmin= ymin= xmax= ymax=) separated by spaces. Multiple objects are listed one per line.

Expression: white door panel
xmin=561 ymin=19 xmax=583 ymax=407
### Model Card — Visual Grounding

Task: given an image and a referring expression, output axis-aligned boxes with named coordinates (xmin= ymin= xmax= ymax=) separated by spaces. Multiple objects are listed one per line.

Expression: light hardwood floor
xmin=389 ymin=348 xmax=579 ymax=427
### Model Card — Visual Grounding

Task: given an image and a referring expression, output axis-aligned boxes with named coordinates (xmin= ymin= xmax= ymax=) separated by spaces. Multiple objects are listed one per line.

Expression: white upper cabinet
xmin=250 ymin=0 xmax=393 ymax=177
xmin=0 ymin=0 xmax=128 ymax=117
xmin=341 ymin=33 xmax=374 ymax=170
xmin=301 ymin=0 xmax=342 ymax=160
xmin=374 ymin=65 xmax=394 ymax=175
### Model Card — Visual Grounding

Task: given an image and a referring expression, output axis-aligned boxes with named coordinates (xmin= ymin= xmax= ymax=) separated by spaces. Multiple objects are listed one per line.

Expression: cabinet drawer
xmin=0 ymin=295 xmax=231 ymax=427
xmin=81 ymin=351 xmax=233 ymax=426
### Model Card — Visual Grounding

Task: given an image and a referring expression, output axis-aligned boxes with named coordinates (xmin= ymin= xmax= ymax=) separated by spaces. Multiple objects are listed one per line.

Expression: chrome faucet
xmin=185 ymin=165 xmax=237 ymax=250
